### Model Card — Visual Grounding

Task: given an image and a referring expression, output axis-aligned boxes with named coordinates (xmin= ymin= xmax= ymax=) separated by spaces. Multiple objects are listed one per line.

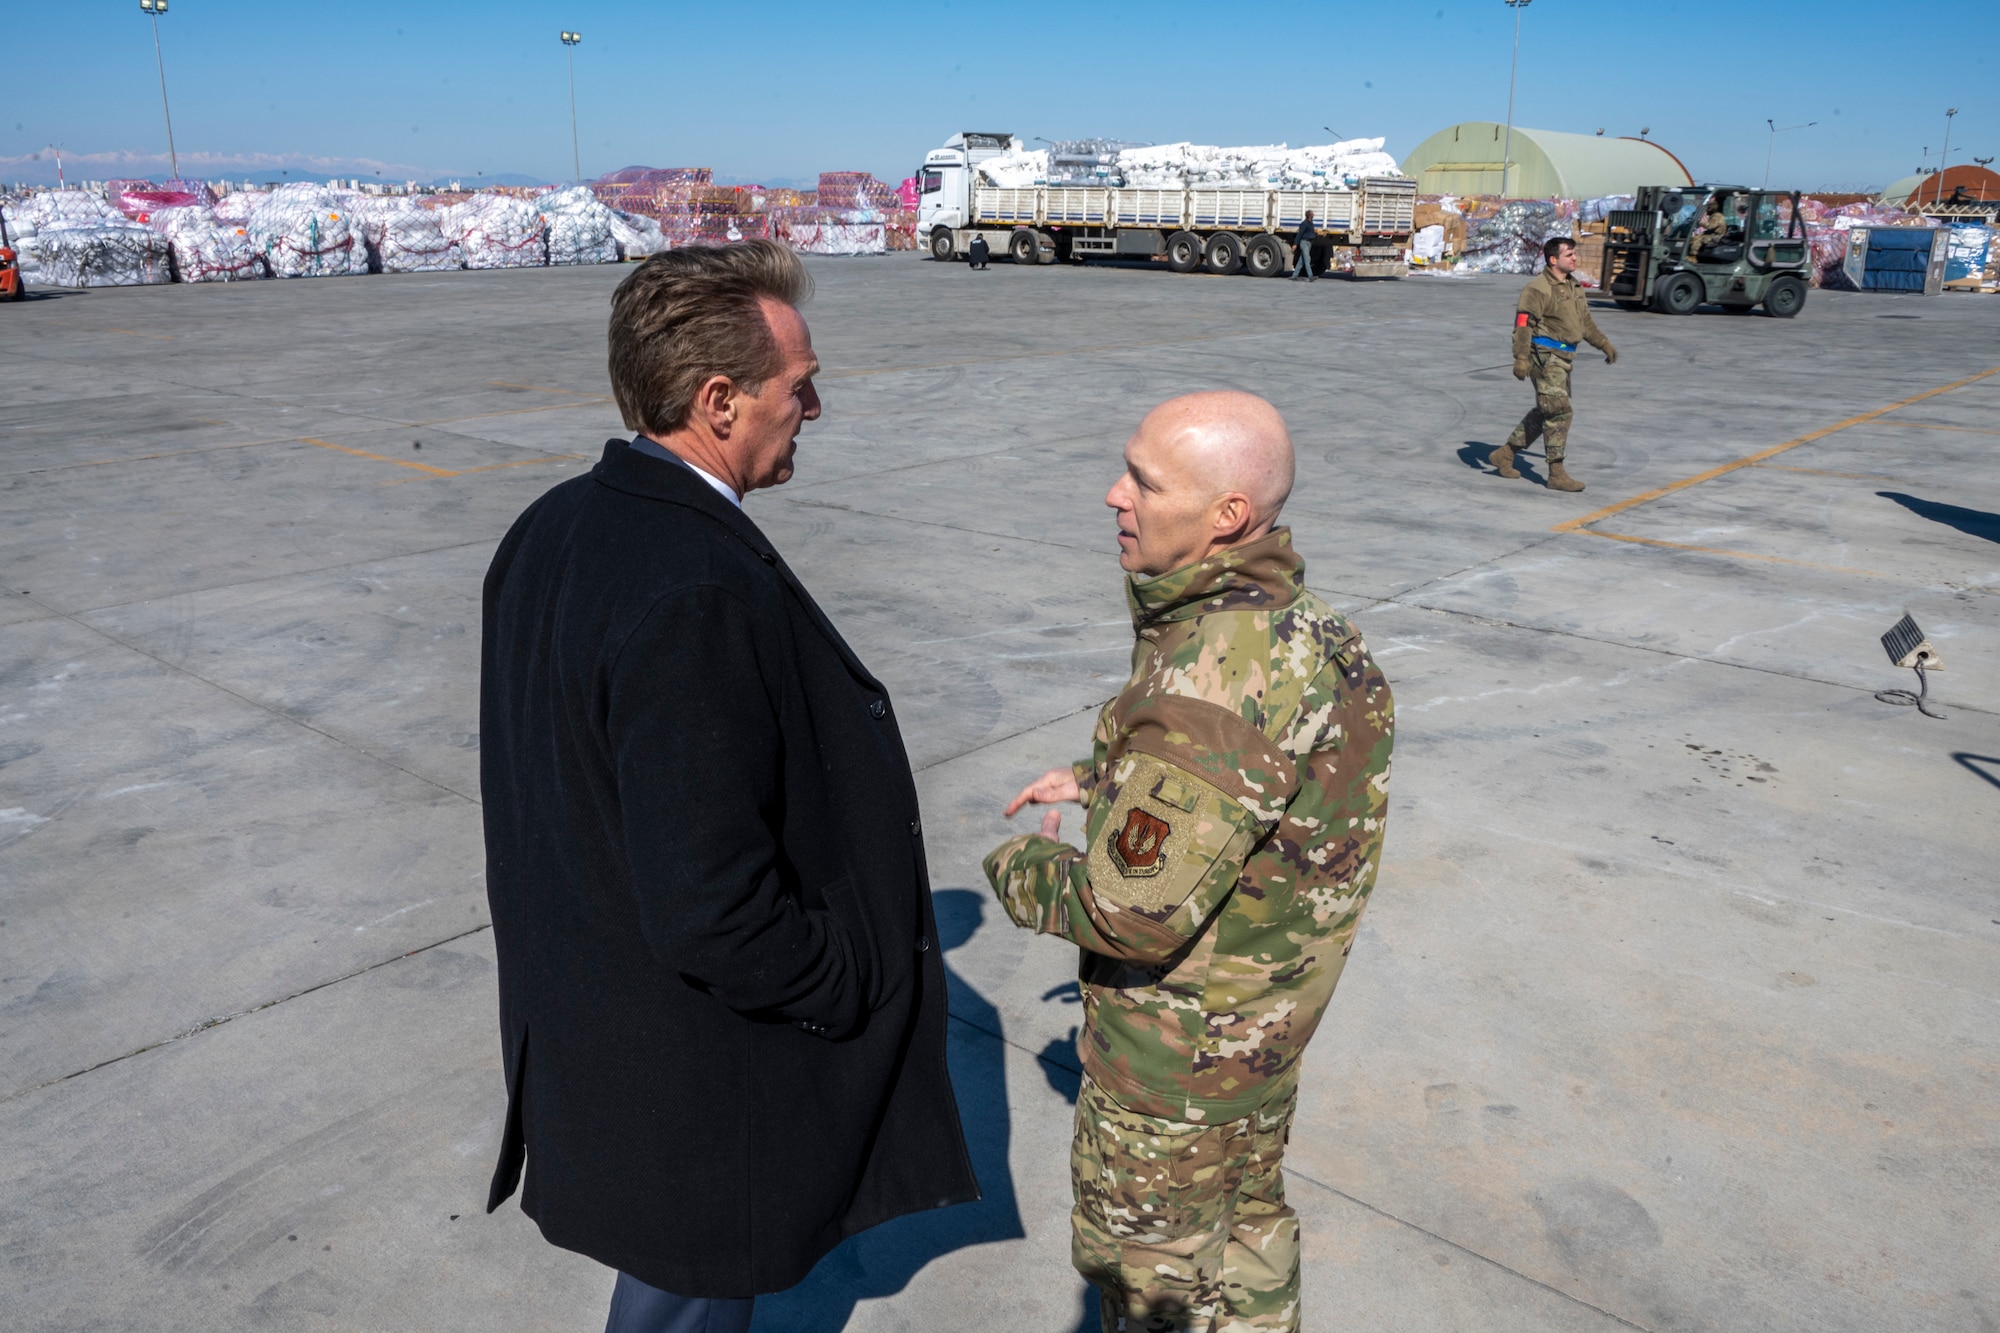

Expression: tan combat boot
xmin=1490 ymin=443 xmax=1521 ymax=478
xmin=1546 ymin=460 xmax=1585 ymax=492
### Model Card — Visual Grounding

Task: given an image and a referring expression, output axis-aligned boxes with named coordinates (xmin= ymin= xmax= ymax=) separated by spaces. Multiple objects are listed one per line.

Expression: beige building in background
xmin=1401 ymin=122 xmax=1692 ymax=198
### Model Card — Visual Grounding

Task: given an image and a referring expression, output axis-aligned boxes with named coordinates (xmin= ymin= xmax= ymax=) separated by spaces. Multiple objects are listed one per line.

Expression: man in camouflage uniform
xmin=1492 ymin=234 xmax=1619 ymax=493
xmin=983 ymin=392 xmax=1395 ymax=1333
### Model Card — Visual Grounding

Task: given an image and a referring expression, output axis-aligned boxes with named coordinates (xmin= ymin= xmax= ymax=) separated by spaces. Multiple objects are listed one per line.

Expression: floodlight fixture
xmin=1763 ymin=118 xmax=1816 ymax=189
xmin=560 ymin=32 xmax=584 ymax=182
xmin=1876 ymin=613 xmax=1945 ymax=719
xmin=1932 ymin=108 xmax=1961 ymax=205
xmin=139 ymin=0 xmax=178 ymax=179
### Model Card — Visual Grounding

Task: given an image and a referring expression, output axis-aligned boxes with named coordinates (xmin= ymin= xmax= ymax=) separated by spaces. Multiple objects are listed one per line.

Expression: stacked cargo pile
xmin=16 ymin=188 xmax=172 ymax=287
xmin=150 ymin=204 xmax=262 ymax=282
xmin=539 ymin=185 xmax=622 ymax=265
xmin=981 ymin=138 xmax=1403 ymax=190
xmin=444 ymin=194 xmax=548 ymax=269
xmin=245 ymin=184 xmax=371 ymax=278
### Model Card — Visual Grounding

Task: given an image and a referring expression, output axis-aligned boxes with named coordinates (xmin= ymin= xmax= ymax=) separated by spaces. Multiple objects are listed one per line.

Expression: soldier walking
xmin=985 ymin=392 xmax=1395 ymax=1333
xmin=1492 ymin=235 xmax=1619 ymax=492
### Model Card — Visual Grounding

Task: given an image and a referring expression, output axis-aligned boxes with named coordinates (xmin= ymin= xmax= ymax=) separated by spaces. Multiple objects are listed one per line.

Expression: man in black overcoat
xmin=480 ymin=240 xmax=978 ymax=1332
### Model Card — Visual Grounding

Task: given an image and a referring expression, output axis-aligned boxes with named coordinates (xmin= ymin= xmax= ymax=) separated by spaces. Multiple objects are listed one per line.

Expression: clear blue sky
xmin=4 ymin=0 xmax=1987 ymax=191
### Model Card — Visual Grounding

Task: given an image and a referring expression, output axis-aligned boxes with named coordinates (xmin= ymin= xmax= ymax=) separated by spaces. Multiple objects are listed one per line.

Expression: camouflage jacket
xmin=982 ymin=529 xmax=1394 ymax=1122
xmin=1512 ymin=267 xmax=1609 ymax=360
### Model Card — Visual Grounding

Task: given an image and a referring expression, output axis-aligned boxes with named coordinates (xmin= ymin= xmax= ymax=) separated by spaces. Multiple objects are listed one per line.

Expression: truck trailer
xmin=915 ymin=131 xmax=1417 ymax=278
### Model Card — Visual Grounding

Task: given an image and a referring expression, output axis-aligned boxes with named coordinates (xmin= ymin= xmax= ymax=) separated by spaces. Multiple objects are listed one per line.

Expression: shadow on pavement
xmin=751 ymin=889 xmax=1026 ymax=1331
xmin=1458 ymin=440 xmax=1543 ymax=484
xmin=1953 ymin=753 xmax=2000 ymax=792
xmin=1878 ymin=492 xmax=2000 ymax=545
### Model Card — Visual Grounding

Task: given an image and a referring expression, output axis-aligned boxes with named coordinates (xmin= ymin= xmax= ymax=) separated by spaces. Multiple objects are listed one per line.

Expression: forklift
xmin=1601 ymin=184 xmax=1810 ymax=317
xmin=0 ymin=206 xmax=25 ymax=302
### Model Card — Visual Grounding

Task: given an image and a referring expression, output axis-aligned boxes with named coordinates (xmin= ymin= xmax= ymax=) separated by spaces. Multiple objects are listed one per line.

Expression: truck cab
xmin=916 ymin=132 xmax=1021 ymax=239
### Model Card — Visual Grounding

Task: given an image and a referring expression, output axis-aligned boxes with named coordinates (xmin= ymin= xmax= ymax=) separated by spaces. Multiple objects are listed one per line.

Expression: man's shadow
xmin=757 ymin=889 xmax=1103 ymax=1330
xmin=1458 ymin=440 xmax=1545 ymax=484
xmin=1879 ymin=491 xmax=2000 ymax=546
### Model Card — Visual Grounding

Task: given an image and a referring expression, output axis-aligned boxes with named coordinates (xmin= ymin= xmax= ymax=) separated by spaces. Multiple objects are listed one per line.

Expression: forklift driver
xmin=1685 ymin=193 xmax=1730 ymax=264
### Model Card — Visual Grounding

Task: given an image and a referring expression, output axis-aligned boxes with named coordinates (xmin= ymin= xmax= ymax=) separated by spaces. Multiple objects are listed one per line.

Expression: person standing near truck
xmin=1290 ymin=210 xmax=1317 ymax=281
xmin=1492 ymin=235 xmax=1618 ymax=493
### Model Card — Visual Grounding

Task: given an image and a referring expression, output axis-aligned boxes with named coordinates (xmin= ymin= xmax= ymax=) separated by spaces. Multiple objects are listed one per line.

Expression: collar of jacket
xmin=1125 ymin=527 xmax=1304 ymax=629
xmin=589 ymin=438 xmax=884 ymax=691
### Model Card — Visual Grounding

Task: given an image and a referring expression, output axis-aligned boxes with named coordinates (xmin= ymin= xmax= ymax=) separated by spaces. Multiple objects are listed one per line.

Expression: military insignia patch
xmin=1110 ymin=808 xmax=1172 ymax=877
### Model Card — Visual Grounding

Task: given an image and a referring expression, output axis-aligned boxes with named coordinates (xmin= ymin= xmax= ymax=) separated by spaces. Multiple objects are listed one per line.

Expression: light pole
xmin=1932 ymin=108 xmax=1959 ymax=205
xmin=1500 ymin=0 xmax=1532 ymax=198
xmin=139 ymin=0 xmax=179 ymax=181
xmin=560 ymin=31 xmax=583 ymax=185
xmin=1763 ymin=118 xmax=1815 ymax=189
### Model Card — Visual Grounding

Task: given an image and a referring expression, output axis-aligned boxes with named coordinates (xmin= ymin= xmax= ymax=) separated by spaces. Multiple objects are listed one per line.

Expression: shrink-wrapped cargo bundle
xmin=150 ymin=205 xmax=264 ymax=282
xmin=36 ymin=220 xmax=173 ymax=287
xmin=248 ymin=185 xmax=369 ymax=277
xmin=24 ymin=189 xmax=124 ymax=231
xmin=212 ymin=190 xmax=265 ymax=223
xmin=374 ymin=205 xmax=462 ymax=272
xmin=445 ymin=194 xmax=547 ymax=268
xmin=1456 ymin=200 xmax=1565 ymax=274
xmin=538 ymin=185 xmax=620 ymax=265
xmin=608 ymin=209 xmax=667 ymax=259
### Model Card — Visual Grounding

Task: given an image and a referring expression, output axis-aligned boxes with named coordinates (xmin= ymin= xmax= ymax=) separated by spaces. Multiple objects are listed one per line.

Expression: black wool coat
xmin=479 ymin=439 xmax=978 ymax=1297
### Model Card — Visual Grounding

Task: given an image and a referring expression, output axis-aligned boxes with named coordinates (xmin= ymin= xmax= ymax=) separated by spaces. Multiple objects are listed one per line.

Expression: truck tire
xmin=930 ymin=228 xmax=954 ymax=262
xmin=1166 ymin=231 xmax=1203 ymax=273
xmin=1245 ymin=234 xmax=1289 ymax=278
xmin=1204 ymin=233 xmax=1243 ymax=275
xmin=1762 ymin=275 xmax=1806 ymax=318
xmin=1653 ymin=271 xmax=1702 ymax=315
xmin=1009 ymin=229 xmax=1040 ymax=265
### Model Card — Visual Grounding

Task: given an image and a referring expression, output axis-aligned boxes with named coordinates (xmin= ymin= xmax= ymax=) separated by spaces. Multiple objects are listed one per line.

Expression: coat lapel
xmin=592 ymin=439 xmax=885 ymax=692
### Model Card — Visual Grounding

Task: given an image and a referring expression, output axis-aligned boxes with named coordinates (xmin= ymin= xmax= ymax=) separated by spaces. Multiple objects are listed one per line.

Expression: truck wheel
xmin=1009 ymin=229 xmax=1040 ymax=265
xmin=1653 ymin=271 xmax=1702 ymax=315
xmin=1245 ymin=235 xmax=1289 ymax=278
xmin=929 ymin=228 xmax=954 ymax=262
xmin=1166 ymin=231 xmax=1203 ymax=273
xmin=1204 ymin=233 xmax=1244 ymax=275
xmin=1762 ymin=275 xmax=1806 ymax=319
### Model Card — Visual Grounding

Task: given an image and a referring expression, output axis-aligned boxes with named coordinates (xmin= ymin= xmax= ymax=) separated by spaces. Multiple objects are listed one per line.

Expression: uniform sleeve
xmin=1072 ymin=756 xmax=1101 ymax=806
xmin=1580 ymin=303 xmax=1611 ymax=352
xmin=1512 ymin=282 xmax=1544 ymax=361
xmin=984 ymin=749 xmax=1275 ymax=965
xmin=608 ymin=585 xmax=871 ymax=1038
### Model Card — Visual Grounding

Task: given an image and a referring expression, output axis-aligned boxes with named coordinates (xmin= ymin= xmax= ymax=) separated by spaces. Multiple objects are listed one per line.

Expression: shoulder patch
xmin=1110 ymin=808 xmax=1172 ymax=876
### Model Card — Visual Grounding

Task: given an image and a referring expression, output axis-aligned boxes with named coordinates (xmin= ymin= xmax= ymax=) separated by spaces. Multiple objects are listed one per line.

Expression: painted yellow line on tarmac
xmin=1552 ymin=364 xmax=2000 ymax=535
xmin=411 ymin=399 xmax=615 ymax=426
xmin=1577 ymin=529 xmax=1893 ymax=580
xmin=299 ymin=436 xmax=456 ymax=477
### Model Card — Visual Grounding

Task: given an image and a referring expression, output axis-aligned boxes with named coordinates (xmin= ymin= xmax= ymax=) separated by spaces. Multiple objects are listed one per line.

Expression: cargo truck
xmin=915 ymin=131 xmax=1417 ymax=278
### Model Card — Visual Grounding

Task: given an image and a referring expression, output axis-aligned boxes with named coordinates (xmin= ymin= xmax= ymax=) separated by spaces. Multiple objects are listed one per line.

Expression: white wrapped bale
xmin=212 ymin=190 xmax=264 ymax=223
xmin=538 ymin=185 xmax=620 ymax=265
xmin=445 ymin=195 xmax=547 ymax=269
xmin=36 ymin=221 xmax=173 ymax=287
xmin=248 ymin=185 xmax=369 ymax=278
xmin=609 ymin=209 xmax=667 ymax=259
xmin=375 ymin=207 xmax=462 ymax=273
xmin=977 ymin=149 xmax=1049 ymax=188
xmin=24 ymin=189 xmax=124 ymax=231
xmin=151 ymin=205 xmax=264 ymax=282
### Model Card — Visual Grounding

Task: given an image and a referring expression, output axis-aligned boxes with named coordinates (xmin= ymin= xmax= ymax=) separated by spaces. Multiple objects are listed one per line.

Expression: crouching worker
xmin=985 ymin=392 xmax=1396 ymax=1333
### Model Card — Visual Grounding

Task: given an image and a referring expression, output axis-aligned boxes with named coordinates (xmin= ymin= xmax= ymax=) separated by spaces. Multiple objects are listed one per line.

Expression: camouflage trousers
xmin=1506 ymin=350 xmax=1574 ymax=463
xmin=1072 ymin=1076 xmax=1300 ymax=1333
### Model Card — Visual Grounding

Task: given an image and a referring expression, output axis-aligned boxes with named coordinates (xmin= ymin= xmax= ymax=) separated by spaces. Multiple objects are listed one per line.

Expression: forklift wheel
xmin=1763 ymin=276 xmax=1806 ymax=319
xmin=1653 ymin=272 xmax=1703 ymax=316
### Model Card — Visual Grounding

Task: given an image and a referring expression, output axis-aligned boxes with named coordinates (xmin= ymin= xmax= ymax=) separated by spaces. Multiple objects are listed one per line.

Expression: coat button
xmin=916 ymin=936 xmax=931 ymax=953
xmin=909 ymin=818 xmax=921 ymax=836
xmin=868 ymin=699 xmax=886 ymax=719
xmin=759 ymin=551 xmax=776 ymax=565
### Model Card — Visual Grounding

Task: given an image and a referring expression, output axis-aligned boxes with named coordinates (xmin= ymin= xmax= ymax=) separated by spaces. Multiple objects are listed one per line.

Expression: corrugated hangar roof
xmin=1878 ymin=165 xmax=2000 ymax=208
xmin=1401 ymin=123 xmax=1692 ymax=198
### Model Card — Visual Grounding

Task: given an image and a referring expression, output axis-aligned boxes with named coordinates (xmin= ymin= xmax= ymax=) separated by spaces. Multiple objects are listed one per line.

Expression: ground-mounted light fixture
xmin=1876 ymin=613 xmax=1945 ymax=718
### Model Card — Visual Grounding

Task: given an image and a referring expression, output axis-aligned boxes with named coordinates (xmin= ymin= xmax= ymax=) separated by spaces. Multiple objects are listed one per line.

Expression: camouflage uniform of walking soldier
xmin=1493 ymin=234 xmax=1619 ymax=492
xmin=985 ymin=393 xmax=1395 ymax=1332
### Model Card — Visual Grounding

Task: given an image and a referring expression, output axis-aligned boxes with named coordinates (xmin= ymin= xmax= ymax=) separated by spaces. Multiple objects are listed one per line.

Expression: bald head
xmin=1106 ymin=392 xmax=1297 ymax=576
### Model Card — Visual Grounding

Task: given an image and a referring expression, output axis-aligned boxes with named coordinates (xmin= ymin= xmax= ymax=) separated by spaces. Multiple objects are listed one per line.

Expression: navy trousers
xmin=605 ymin=1271 xmax=755 ymax=1333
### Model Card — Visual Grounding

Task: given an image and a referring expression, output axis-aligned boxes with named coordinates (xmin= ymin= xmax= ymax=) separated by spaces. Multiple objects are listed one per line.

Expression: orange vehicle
xmin=0 ymin=207 xmax=26 ymax=301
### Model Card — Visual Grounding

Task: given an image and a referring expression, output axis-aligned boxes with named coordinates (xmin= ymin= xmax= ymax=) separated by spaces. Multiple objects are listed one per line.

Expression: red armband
xmin=1514 ymin=311 xmax=1531 ymax=327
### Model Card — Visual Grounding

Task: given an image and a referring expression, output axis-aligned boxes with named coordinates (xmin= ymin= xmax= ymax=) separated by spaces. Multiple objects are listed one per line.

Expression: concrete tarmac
xmin=1 ymin=255 xmax=1995 ymax=1332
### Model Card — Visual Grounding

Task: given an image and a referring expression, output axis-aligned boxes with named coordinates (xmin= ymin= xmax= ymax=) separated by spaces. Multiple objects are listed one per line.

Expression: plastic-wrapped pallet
xmin=608 ymin=209 xmax=667 ymax=259
xmin=151 ymin=205 xmax=264 ymax=282
xmin=444 ymin=194 xmax=547 ymax=269
xmin=24 ymin=189 xmax=124 ymax=231
xmin=36 ymin=220 xmax=173 ymax=287
xmin=248 ymin=185 xmax=369 ymax=277
xmin=375 ymin=205 xmax=462 ymax=273
xmin=1457 ymin=200 xmax=1565 ymax=275
xmin=212 ymin=190 xmax=266 ymax=223
xmin=538 ymin=185 xmax=620 ymax=265
xmin=977 ymin=149 xmax=1049 ymax=188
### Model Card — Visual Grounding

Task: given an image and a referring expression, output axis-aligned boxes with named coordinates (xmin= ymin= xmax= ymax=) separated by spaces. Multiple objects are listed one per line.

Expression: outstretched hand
xmin=1004 ymin=766 xmax=1081 ymax=818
